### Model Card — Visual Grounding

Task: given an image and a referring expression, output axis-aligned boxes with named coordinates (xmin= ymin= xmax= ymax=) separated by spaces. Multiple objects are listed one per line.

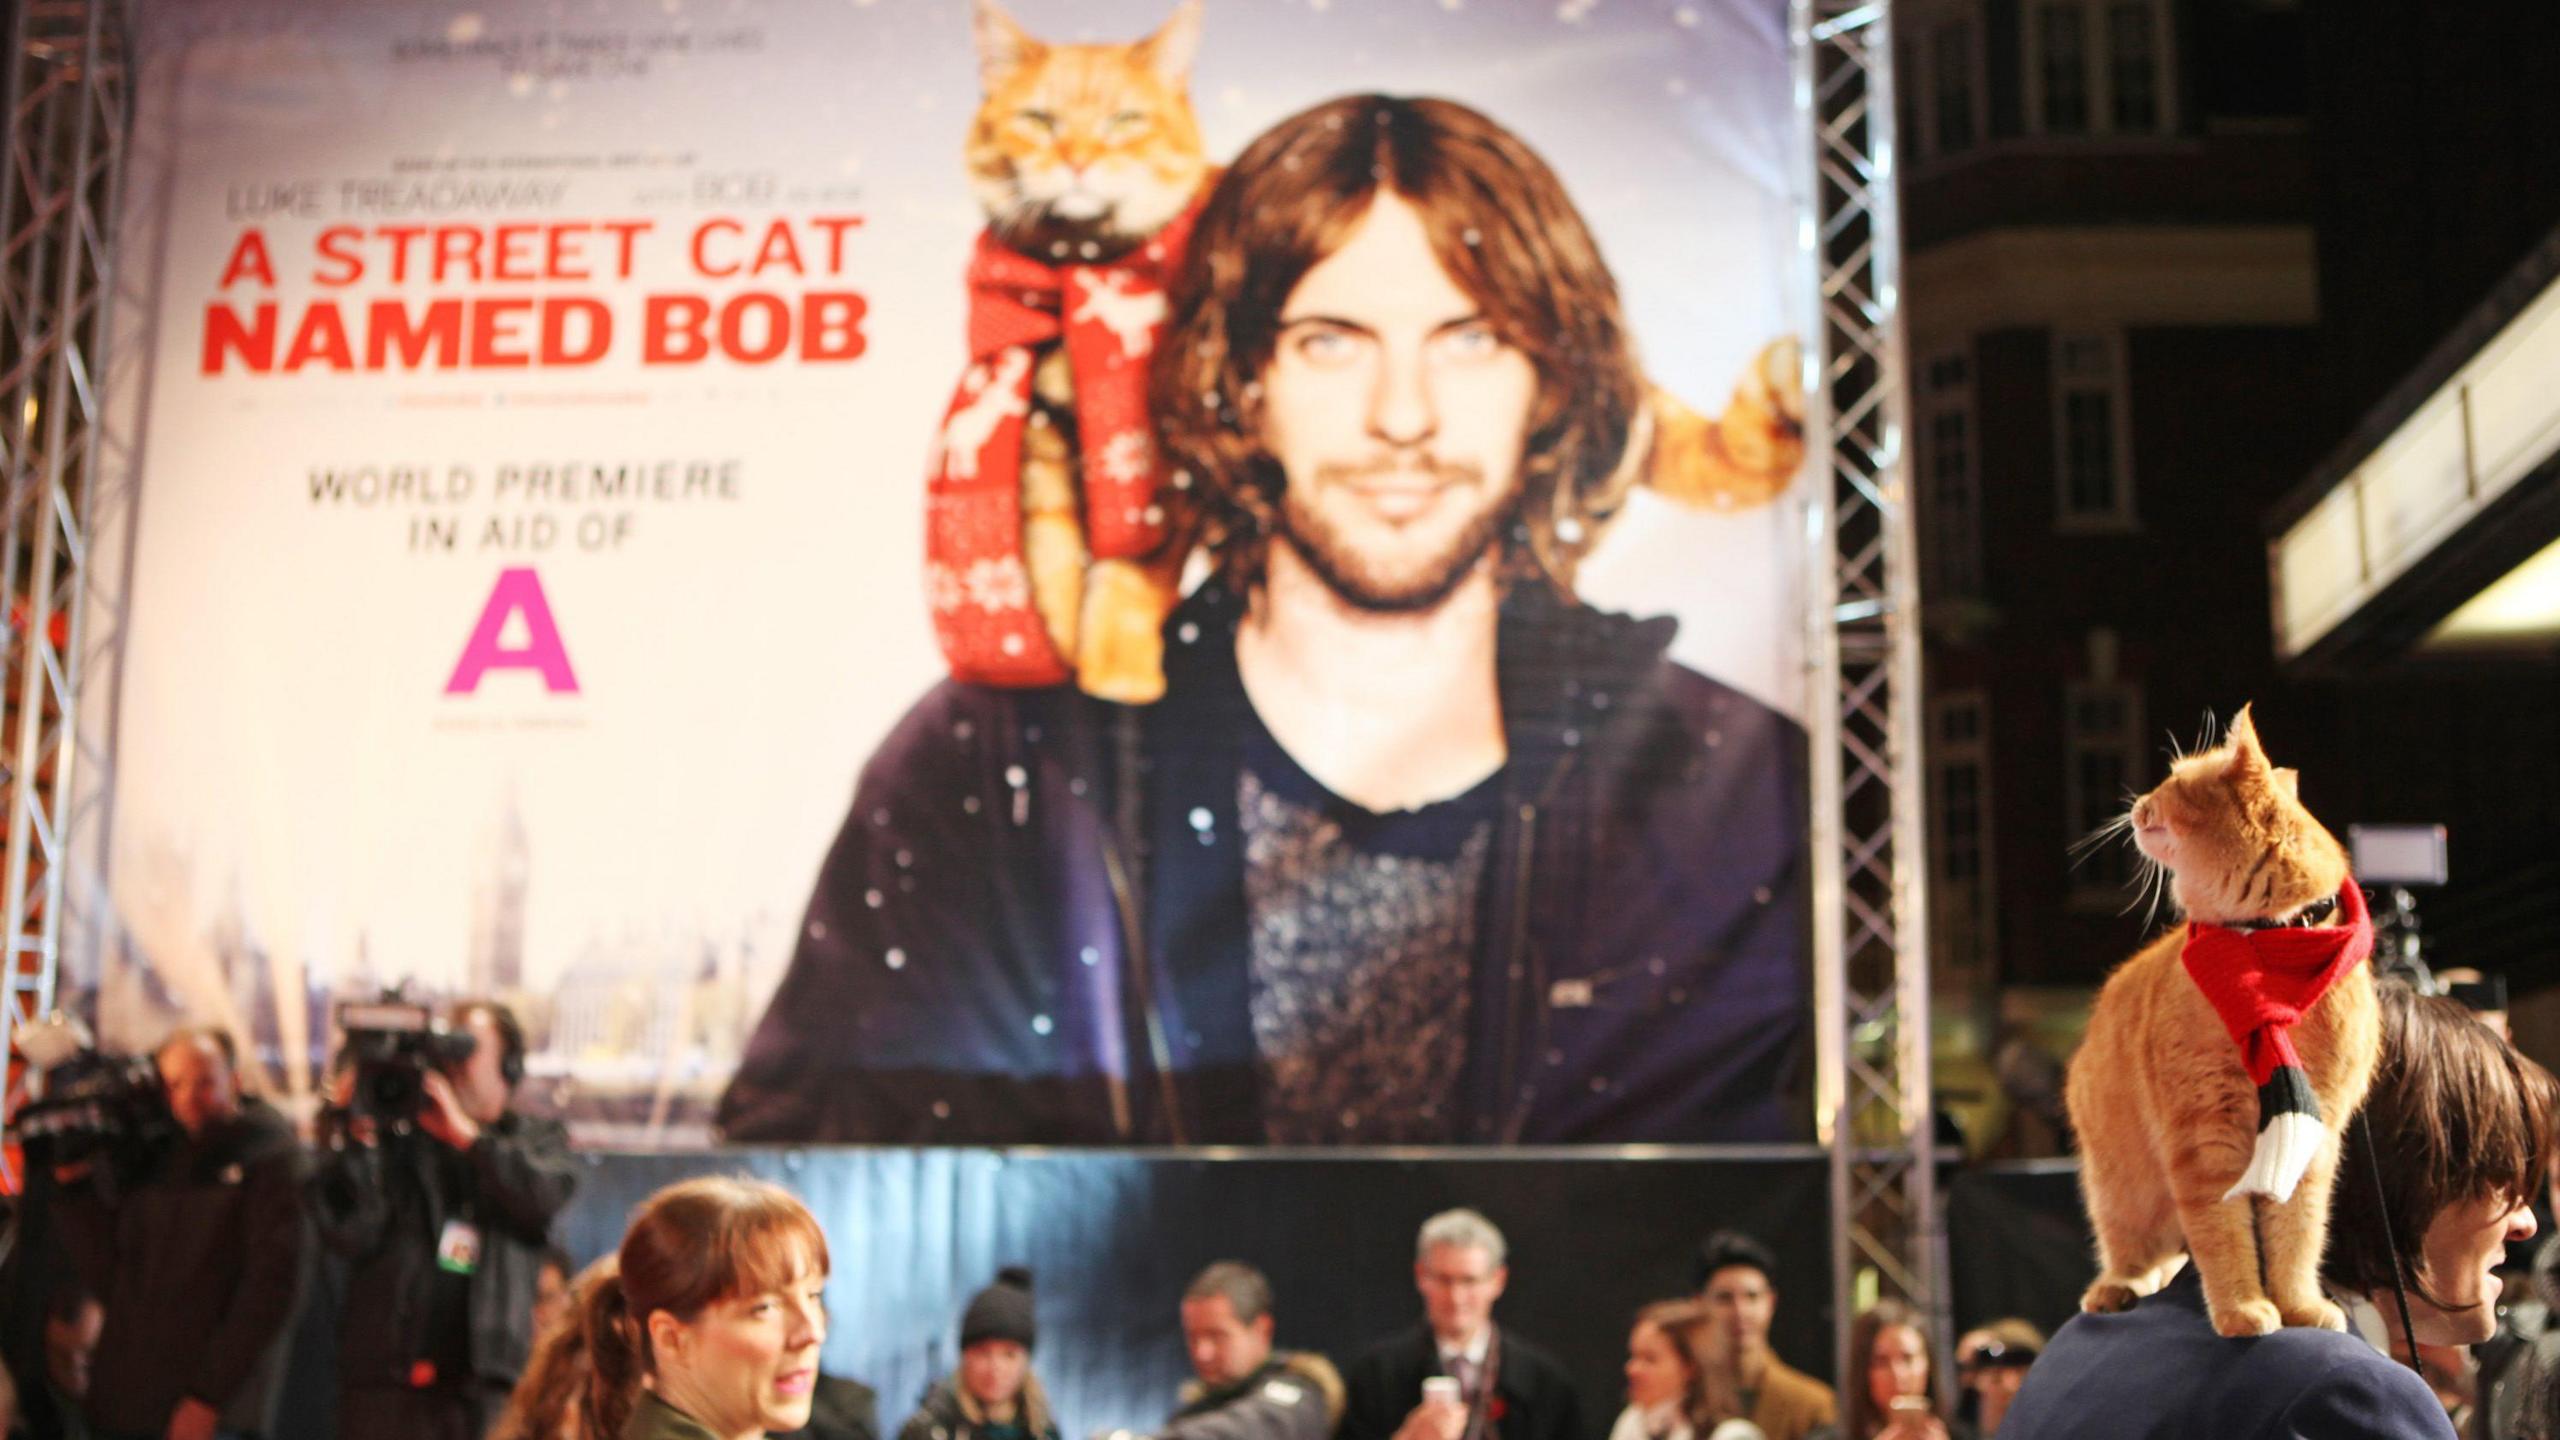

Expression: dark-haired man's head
xmin=1181 ymin=1261 xmax=1276 ymax=1389
xmin=1154 ymin=93 xmax=1643 ymax=615
xmin=1693 ymin=1229 xmax=1779 ymax=1363
xmin=444 ymin=999 xmax=525 ymax=1126
xmin=2326 ymin=983 xmax=2558 ymax=1345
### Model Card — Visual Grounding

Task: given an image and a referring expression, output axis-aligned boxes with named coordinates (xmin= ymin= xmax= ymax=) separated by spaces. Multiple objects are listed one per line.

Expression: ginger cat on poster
xmin=2065 ymin=707 xmax=2381 ymax=1338
xmin=946 ymin=0 xmax=1809 ymax=704
xmin=937 ymin=0 xmax=1214 ymax=705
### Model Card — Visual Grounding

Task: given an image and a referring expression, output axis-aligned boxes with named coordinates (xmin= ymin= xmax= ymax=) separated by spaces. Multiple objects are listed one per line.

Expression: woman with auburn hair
xmin=1611 ymin=1300 xmax=1716 ymax=1440
xmin=580 ymin=1176 xmax=831 ymax=1440
xmin=2002 ymin=982 xmax=2558 ymax=1440
xmin=493 ymin=1256 xmax=619 ymax=1440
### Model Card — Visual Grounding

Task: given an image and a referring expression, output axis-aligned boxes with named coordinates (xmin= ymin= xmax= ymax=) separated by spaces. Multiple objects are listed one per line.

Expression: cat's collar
xmin=2218 ymin=891 xmax=2343 ymax=934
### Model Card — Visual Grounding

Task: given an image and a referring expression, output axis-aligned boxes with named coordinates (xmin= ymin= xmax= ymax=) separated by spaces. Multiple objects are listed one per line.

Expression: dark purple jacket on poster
xmin=718 ymin=582 xmax=1810 ymax=1145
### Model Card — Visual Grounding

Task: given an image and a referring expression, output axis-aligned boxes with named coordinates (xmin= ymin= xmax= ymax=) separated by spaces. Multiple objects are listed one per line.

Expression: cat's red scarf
xmin=925 ymin=199 xmax=1207 ymax=688
xmin=2178 ymin=877 xmax=2373 ymax=1202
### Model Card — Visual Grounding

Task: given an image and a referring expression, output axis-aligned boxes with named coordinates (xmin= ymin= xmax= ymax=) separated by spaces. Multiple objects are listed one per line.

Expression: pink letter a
xmin=445 ymin=567 xmax=580 ymax=694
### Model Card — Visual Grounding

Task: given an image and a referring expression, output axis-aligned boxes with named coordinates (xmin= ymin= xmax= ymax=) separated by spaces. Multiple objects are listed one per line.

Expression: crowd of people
xmin=8 ymin=975 xmax=2560 ymax=1440
xmin=0 ymin=1003 xmax=2037 ymax=1440
xmin=0 ymin=1000 xmax=578 ymax=1440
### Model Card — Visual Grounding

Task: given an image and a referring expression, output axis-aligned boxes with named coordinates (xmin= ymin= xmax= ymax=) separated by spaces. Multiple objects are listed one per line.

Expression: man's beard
xmin=1274 ymin=459 xmax=1516 ymax=614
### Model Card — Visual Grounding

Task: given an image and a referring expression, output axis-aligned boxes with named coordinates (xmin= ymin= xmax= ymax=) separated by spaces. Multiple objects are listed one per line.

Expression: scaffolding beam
xmin=1796 ymin=0 xmax=1938 ymax=1380
xmin=2 ymin=0 xmax=127 ymax=1171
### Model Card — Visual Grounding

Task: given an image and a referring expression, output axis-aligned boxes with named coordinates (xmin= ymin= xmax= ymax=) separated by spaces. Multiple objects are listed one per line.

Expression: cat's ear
xmin=2273 ymin=767 xmax=2300 ymax=799
xmin=973 ymin=0 xmax=1044 ymax=92
xmin=2222 ymin=703 xmax=2270 ymax=782
xmin=1134 ymin=0 xmax=1203 ymax=86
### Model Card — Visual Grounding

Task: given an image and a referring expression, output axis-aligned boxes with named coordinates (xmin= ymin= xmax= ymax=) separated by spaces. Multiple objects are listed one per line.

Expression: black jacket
xmin=1999 ymin=1267 xmax=2453 ymax=1440
xmin=1168 ymin=1354 xmax=1342 ymax=1440
xmin=720 ymin=582 xmax=1808 ymax=1145
xmin=1339 ymin=1326 xmax=1581 ymax=1440
xmin=52 ymin=1098 xmax=309 ymax=1436
xmin=305 ymin=1111 xmax=578 ymax=1393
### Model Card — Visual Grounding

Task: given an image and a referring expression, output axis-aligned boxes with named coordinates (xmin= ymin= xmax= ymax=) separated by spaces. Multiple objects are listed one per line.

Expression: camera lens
xmin=363 ymin=1063 xmax=422 ymax=1118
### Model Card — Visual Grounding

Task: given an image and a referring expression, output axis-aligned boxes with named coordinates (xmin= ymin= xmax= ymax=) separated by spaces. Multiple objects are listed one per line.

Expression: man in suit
xmin=1340 ymin=1211 xmax=1580 ymax=1440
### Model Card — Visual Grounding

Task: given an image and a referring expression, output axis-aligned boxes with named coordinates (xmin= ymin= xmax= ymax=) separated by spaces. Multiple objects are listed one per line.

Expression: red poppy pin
xmin=1488 ymin=1397 xmax=1509 ymax=1423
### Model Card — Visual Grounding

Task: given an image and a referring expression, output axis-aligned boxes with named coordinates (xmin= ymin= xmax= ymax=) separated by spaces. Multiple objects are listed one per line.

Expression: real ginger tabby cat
xmin=2066 ymin=706 xmax=2380 ymax=1338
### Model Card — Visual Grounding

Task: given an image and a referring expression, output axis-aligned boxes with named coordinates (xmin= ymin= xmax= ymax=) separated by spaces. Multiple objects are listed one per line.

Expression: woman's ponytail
xmin=581 ymin=1267 xmax=645 ymax=1440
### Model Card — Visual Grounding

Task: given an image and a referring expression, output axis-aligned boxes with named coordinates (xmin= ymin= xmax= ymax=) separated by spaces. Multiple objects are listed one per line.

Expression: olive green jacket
xmin=624 ymin=1394 xmax=726 ymax=1440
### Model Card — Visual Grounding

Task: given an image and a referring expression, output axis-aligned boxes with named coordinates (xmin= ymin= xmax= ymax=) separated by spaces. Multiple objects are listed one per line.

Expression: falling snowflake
xmin=447 ymin=13 xmax=486 ymax=43
xmin=965 ymin=557 xmax=1032 ymax=613
xmin=1095 ymin=430 xmax=1155 ymax=488
xmin=1557 ymin=0 xmax=1598 ymax=20
xmin=1674 ymin=4 xmax=1701 ymax=24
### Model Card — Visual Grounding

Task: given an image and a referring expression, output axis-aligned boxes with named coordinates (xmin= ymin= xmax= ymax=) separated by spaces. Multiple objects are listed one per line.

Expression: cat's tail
xmin=2222 ymin=1072 xmax=2326 ymax=1204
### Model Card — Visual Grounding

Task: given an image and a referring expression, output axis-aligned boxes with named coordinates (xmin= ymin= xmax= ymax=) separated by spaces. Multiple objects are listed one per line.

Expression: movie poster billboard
xmin=89 ymin=0 xmax=1814 ymax=1146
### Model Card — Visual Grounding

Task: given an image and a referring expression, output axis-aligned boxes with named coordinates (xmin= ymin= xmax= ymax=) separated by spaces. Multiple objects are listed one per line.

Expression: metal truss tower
xmin=1795 ymin=0 xmax=1938 ymax=1379
xmin=2 ymin=0 xmax=128 ymax=1159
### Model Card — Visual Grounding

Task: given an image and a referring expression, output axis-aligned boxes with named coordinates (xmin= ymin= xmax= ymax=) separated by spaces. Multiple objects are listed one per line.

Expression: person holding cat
xmin=1998 ymin=982 xmax=2558 ymax=1440
xmin=720 ymin=90 xmax=1807 ymax=1147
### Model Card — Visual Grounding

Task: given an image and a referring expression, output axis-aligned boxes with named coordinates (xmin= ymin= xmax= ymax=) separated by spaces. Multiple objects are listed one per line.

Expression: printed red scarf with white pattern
xmin=924 ymin=201 xmax=1203 ymax=687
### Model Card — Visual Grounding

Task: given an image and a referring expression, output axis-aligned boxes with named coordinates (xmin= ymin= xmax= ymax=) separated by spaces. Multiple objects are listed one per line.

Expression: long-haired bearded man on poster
xmin=719 ymin=93 xmax=1809 ymax=1148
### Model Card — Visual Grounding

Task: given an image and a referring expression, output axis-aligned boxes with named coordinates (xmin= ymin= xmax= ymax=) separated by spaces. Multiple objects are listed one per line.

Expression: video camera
xmin=338 ymin=995 xmax=477 ymax=1123
xmin=4 ymin=1016 xmax=177 ymax=1172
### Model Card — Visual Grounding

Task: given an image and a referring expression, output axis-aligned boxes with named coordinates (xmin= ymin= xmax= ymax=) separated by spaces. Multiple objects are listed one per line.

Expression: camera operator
xmin=50 ymin=1026 xmax=309 ymax=1440
xmin=306 ymin=1000 xmax=578 ymax=1440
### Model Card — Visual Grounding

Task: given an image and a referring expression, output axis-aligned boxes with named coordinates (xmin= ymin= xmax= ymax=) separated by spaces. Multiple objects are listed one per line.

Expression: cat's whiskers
xmin=2069 ymin=805 xmax=2137 ymax=861
xmin=2136 ymin=852 xmax=2176 ymax=931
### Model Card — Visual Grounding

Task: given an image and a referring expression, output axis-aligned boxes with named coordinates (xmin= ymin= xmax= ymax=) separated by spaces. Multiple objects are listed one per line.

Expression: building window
xmin=1917 ymin=347 xmax=1982 ymax=599
xmin=2053 ymin=331 xmax=2135 ymax=531
xmin=1932 ymin=23 xmax=1978 ymax=155
xmin=1898 ymin=7 xmax=1983 ymax=166
xmin=2065 ymin=678 xmax=2143 ymax=899
xmin=2107 ymin=3 xmax=2160 ymax=131
xmin=1933 ymin=691 xmax=1996 ymax=975
xmin=2027 ymin=0 xmax=2176 ymax=139
xmin=2038 ymin=6 xmax=2090 ymax=134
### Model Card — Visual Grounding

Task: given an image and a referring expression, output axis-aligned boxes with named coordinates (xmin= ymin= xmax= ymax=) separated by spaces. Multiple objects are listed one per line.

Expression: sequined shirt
xmin=1236 ymin=722 xmax=1502 ymax=1145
